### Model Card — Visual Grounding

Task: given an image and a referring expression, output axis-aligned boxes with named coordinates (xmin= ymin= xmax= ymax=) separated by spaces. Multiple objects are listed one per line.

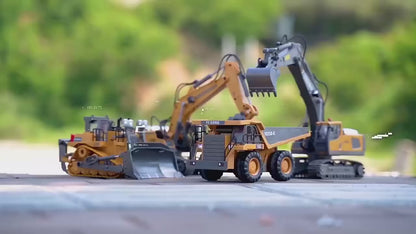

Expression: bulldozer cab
xmin=83 ymin=116 xmax=113 ymax=142
xmin=84 ymin=116 xmax=113 ymax=132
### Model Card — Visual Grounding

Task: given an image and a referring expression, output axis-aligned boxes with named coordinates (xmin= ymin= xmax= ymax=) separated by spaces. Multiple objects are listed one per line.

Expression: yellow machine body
xmin=65 ymin=131 xmax=126 ymax=178
xmin=59 ymin=116 xmax=180 ymax=179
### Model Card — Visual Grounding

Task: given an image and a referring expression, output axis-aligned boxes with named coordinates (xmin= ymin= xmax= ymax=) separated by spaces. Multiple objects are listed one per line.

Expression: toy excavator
xmin=59 ymin=54 xmax=264 ymax=179
xmin=188 ymin=39 xmax=365 ymax=181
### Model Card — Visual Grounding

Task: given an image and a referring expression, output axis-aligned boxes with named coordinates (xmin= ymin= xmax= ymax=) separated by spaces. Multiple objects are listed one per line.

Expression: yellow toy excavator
xmin=59 ymin=54 xmax=262 ymax=179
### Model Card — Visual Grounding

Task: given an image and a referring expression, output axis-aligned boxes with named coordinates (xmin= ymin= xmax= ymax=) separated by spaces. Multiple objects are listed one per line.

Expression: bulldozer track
xmin=67 ymin=145 xmax=123 ymax=179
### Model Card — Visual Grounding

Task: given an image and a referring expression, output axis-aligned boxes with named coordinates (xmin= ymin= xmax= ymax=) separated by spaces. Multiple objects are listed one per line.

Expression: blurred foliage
xmin=0 ymin=0 xmax=415 ymax=150
xmin=0 ymin=0 xmax=178 ymax=129
xmin=308 ymin=21 xmax=416 ymax=141
xmin=145 ymin=0 xmax=281 ymax=44
xmin=283 ymin=0 xmax=416 ymax=43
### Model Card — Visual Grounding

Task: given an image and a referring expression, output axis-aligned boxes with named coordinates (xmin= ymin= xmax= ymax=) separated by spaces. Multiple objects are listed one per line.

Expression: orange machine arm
xmin=167 ymin=62 xmax=258 ymax=139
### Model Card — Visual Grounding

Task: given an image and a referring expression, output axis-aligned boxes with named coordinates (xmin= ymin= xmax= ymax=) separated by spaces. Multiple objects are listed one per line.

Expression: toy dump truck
xmin=188 ymin=120 xmax=310 ymax=182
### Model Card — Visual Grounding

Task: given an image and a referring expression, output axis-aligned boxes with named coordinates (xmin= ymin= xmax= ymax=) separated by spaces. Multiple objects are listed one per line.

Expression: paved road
xmin=1 ymin=173 xmax=415 ymax=234
xmin=0 ymin=141 xmax=414 ymax=233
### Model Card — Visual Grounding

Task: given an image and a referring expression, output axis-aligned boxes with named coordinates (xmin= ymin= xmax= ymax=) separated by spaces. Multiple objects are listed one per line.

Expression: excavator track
xmin=306 ymin=159 xmax=365 ymax=179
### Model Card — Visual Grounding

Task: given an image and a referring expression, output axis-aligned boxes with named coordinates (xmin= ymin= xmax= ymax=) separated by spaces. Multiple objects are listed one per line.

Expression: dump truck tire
xmin=236 ymin=151 xmax=263 ymax=183
xmin=269 ymin=151 xmax=294 ymax=181
xmin=200 ymin=170 xmax=223 ymax=181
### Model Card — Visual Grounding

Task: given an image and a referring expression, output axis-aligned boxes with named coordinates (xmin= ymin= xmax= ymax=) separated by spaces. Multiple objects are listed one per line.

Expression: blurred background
xmin=0 ymin=0 xmax=415 ymax=175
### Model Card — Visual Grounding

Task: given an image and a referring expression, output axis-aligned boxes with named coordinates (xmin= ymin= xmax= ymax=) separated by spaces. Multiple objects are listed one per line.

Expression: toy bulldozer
xmin=59 ymin=116 xmax=183 ymax=179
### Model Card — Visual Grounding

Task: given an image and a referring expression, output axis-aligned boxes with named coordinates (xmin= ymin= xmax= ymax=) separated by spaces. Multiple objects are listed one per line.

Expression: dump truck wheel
xmin=200 ymin=170 xmax=223 ymax=181
xmin=269 ymin=151 xmax=294 ymax=181
xmin=236 ymin=151 xmax=263 ymax=183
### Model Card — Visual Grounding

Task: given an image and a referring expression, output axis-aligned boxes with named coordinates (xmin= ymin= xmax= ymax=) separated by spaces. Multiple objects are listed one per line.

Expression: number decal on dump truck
xmin=201 ymin=120 xmax=225 ymax=125
xmin=264 ymin=131 xmax=276 ymax=136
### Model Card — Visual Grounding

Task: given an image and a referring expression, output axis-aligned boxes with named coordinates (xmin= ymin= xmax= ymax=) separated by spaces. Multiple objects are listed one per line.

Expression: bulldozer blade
xmin=246 ymin=67 xmax=280 ymax=97
xmin=121 ymin=143 xmax=183 ymax=179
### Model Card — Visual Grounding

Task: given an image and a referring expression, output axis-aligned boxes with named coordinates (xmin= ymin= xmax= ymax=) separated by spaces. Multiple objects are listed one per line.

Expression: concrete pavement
xmin=0 ymin=174 xmax=415 ymax=234
xmin=0 ymin=141 xmax=415 ymax=234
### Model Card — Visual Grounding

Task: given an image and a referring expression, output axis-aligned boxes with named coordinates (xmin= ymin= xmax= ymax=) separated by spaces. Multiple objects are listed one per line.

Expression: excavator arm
xmin=246 ymin=40 xmax=365 ymax=179
xmin=167 ymin=60 xmax=258 ymax=149
xmin=247 ymin=42 xmax=324 ymax=133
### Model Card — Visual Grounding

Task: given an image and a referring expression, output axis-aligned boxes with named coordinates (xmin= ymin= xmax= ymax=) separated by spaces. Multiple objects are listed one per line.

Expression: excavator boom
xmin=167 ymin=60 xmax=259 ymax=149
xmin=246 ymin=40 xmax=366 ymax=179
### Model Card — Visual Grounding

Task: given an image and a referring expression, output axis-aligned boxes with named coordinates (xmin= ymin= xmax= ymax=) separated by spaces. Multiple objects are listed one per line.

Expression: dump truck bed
xmin=262 ymin=127 xmax=310 ymax=147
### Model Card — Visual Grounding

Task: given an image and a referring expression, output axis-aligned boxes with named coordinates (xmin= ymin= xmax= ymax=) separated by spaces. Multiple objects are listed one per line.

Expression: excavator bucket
xmin=246 ymin=67 xmax=280 ymax=97
xmin=121 ymin=143 xmax=183 ymax=179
